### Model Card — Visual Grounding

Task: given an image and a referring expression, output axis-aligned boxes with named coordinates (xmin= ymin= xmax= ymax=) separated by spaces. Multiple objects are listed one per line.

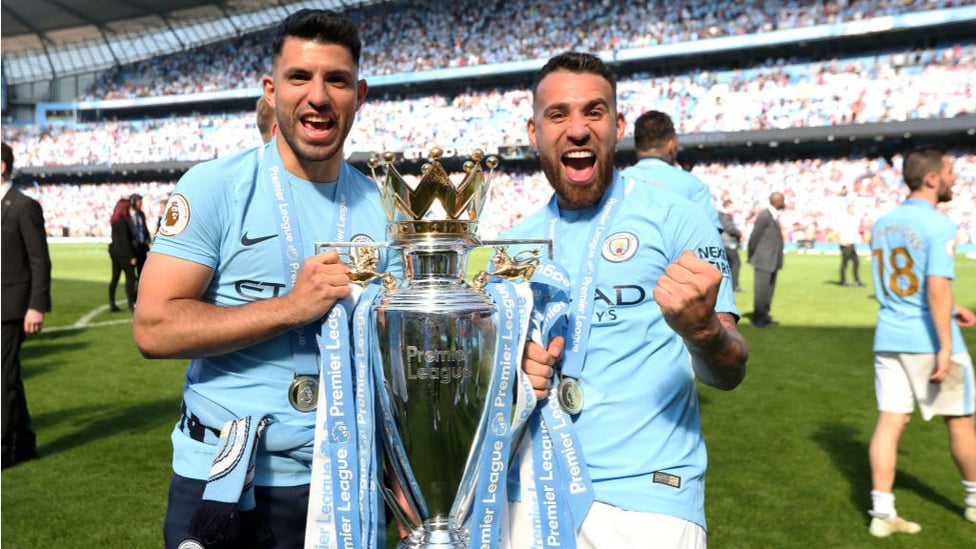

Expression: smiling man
xmin=504 ymin=52 xmax=748 ymax=549
xmin=133 ymin=9 xmax=396 ymax=548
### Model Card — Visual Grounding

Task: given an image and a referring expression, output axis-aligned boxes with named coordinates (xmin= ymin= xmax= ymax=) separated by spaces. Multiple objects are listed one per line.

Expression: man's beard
xmin=541 ymin=151 xmax=615 ymax=210
xmin=277 ymin=114 xmax=347 ymax=166
xmin=937 ymin=181 xmax=953 ymax=203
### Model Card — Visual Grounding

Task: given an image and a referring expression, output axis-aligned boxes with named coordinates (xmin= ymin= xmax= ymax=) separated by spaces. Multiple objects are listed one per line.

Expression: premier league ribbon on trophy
xmin=314 ymin=148 xmax=558 ymax=549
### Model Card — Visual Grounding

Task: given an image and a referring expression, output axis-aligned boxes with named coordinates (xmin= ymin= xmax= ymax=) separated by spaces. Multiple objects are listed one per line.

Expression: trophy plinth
xmin=400 ymin=519 xmax=469 ymax=549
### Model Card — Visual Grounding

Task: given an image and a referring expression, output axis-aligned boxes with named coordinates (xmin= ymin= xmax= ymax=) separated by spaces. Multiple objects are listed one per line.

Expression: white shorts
xmin=874 ymin=351 xmax=975 ymax=421
xmin=507 ymin=499 xmax=706 ymax=549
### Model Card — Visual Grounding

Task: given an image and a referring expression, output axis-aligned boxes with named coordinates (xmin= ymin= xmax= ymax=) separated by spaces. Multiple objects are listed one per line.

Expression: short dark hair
xmin=633 ymin=110 xmax=676 ymax=151
xmin=1 ymin=142 xmax=12 ymax=180
xmin=271 ymin=9 xmax=362 ymax=68
xmin=531 ymin=51 xmax=617 ymax=100
xmin=902 ymin=145 xmax=947 ymax=191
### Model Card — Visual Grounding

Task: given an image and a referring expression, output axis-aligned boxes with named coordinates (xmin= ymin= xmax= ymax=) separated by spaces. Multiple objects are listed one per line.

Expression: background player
xmin=867 ymin=145 xmax=976 ymax=537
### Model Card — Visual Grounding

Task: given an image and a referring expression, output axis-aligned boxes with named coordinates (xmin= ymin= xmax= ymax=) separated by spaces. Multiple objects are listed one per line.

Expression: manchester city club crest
xmin=602 ymin=231 xmax=638 ymax=262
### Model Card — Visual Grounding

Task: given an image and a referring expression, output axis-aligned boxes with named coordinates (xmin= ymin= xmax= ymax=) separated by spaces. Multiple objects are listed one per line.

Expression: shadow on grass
xmin=34 ymin=397 xmax=180 ymax=458
xmin=20 ymin=338 xmax=91 ymax=379
xmin=811 ymin=422 xmax=963 ymax=522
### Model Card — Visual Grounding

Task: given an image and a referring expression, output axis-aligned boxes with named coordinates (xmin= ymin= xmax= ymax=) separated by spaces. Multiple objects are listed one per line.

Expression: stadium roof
xmin=3 ymin=0 xmax=235 ymax=51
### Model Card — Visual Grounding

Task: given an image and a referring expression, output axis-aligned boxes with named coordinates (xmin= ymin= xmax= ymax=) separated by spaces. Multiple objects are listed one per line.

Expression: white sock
xmin=962 ymin=480 xmax=976 ymax=508
xmin=870 ymin=490 xmax=897 ymax=519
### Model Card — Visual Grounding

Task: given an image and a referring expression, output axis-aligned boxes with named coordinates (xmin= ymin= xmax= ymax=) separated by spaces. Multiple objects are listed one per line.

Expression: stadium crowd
xmin=3 ymin=0 xmax=973 ymax=249
xmin=16 ymin=152 xmax=976 ymax=254
xmin=75 ymin=0 xmax=974 ymax=100
xmin=4 ymin=42 xmax=973 ymax=168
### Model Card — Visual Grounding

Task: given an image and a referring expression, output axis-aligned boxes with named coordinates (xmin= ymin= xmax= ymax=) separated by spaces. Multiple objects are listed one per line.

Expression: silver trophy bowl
xmin=376 ymin=223 xmax=497 ymax=548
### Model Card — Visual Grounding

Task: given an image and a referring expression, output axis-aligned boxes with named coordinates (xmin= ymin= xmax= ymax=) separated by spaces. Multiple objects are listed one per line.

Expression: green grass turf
xmin=2 ymin=243 xmax=974 ymax=548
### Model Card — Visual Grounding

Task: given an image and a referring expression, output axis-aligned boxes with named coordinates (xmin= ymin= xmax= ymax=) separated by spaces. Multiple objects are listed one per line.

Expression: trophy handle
xmin=471 ymin=270 xmax=488 ymax=290
xmin=480 ymin=238 xmax=552 ymax=260
xmin=478 ymin=239 xmax=552 ymax=282
xmin=317 ymin=241 xmax=399 ymax=289
xmin=485 ymin=246 xmax=540 ymax=282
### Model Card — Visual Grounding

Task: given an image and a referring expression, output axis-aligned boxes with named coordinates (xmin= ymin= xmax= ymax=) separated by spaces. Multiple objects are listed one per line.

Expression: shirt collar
xmin=904 ymin=197 xmax=935 ymax=210
xmin=637 ymin=156 xmax=671 ymax=167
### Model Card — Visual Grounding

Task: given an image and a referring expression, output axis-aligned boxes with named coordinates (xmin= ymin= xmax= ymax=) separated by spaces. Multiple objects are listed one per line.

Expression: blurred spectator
xmin=129 ymin=193 xmax=151 ymax=278
xmin=719 ymin=198 xmax=744 ymax=292
xmin=107 ymin=197 xmax=138 ymax=312
xmin=838 ymin=203 xmax=864 ymax=286
xmin=748 ymin=192 xmax=787 ymax=328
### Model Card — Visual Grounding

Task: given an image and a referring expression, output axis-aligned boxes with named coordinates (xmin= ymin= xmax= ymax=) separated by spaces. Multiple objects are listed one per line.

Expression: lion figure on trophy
xmin=344 ymin=246 xmax=397 ymax=289
xmin=488 ymin=246 xmax=541 ymax=281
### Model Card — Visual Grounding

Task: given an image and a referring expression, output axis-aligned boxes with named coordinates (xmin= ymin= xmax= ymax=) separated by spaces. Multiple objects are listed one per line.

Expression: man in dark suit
xmin=1 ymin=141 xmax=52 ymax=469
xmin=747 ymin=192 xmax=786 ymax=327
xmin=128 ymin=193 xmax=151 ymax=279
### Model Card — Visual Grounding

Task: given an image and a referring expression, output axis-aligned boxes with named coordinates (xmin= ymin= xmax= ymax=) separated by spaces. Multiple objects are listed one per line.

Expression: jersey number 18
xmin=872 ymin=246 xmax=920 ymax=298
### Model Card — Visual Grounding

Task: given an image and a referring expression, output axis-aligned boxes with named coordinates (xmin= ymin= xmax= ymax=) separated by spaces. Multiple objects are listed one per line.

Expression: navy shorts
xmin=164 ymin=473 xmax=309 ymax=549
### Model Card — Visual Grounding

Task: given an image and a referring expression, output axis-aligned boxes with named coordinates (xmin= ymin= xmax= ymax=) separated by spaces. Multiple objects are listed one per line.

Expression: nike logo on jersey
xmin=241 ymin=232 xmax=278 ymax=246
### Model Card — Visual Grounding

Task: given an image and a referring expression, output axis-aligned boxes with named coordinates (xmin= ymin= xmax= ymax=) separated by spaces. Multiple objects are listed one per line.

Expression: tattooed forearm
xmin=686 ymin=312 xmax=748 ymax=390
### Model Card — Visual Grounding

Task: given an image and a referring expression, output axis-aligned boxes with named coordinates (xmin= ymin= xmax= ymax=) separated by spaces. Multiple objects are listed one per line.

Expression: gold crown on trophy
xmin=367 ymin=147 xmax=498 ymax=222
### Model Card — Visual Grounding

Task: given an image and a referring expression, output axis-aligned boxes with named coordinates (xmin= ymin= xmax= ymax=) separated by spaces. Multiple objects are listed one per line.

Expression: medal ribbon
xmin=306 ymin=281 xmax=386 ymax=549
xmin=546 ymin=173 xmax=624 ymax=385
xmin=257 ymin=143 xmax=367 ymax=548
xmin=261 ymin=140 xmax=349 ymax=379
xmin=464 ymin=280 xmax=526 ymax=549
xmin=514 ymin=175 xmax=628 ymax=546
xmin=352 ymin=281 xmax=385 ymax=549
xmin=507 ymin=259 xmax=571 ymax=463
xmin=307 ymin=302 xmax=363 ymax=549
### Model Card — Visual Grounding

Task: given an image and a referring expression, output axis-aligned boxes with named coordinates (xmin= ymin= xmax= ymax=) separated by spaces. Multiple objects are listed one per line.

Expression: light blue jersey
xmin=152 ymin=141 xmax=395 ymax=486
xmin=619 ymin=157 xmax=723 ymax=233
xmin=503 ymin=173 xmax=737 ymax=529
xmin=871 ymin=198 xmax=966 ymax=354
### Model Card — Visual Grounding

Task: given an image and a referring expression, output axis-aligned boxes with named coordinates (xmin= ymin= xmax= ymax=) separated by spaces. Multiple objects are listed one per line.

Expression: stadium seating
xmin=2 ymin=0 xmax=973 ymax=249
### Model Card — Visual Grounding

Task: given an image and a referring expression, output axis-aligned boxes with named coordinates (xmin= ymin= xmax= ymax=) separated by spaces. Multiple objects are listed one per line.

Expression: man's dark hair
xmin=531 ymin=51 xmax=617 ymax=99
xmin=902 ymin=145 xmax=947 ymax=191
xmin=271 ymin=9 xmax=362 ymax=67
xmin=1 ymin=142 xmax=13 ymax=180
xmin=633 ymin=110 xmax=676 ymax=151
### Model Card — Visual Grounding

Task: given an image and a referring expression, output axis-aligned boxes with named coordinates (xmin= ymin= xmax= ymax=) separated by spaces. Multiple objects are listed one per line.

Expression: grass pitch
xmin=1 ymin=243 xmax=974 ymax=548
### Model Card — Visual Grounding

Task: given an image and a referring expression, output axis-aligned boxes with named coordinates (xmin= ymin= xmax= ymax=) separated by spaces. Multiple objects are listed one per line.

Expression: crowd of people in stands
xmin=4 ymin=42 xmax=973 ymax=168
xmin=16 ymin=152 xmax=976 ymax=252
xmin=3 ymin=0 xmax=973 ymax=248
xmin=76 ymin=0 xmax=974 ymax=100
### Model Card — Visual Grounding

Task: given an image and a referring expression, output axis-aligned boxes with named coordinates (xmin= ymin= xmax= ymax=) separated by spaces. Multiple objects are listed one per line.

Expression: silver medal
xmin=557 ymin=377 xmax=584 ymax=415
xmin=288 ymin=375 xmax=318 ymax=412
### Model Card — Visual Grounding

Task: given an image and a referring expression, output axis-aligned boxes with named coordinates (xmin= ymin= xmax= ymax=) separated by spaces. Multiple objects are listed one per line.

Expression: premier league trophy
xmin=345 ymin=148 xmax=537 ymax=548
